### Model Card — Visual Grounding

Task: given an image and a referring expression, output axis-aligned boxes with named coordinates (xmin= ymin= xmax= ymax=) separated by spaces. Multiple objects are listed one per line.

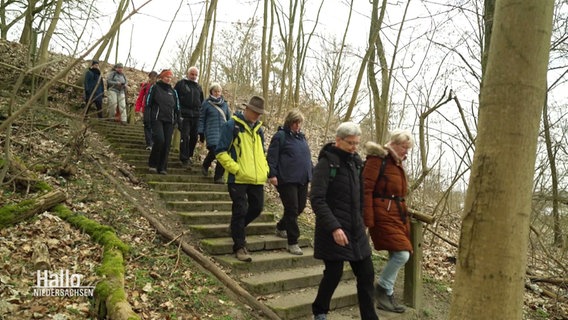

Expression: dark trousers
xmin=312 ymin=256 xmax=378 ymax=320
xmin=228 ymin=184 xmax=264 ymax=252
xmin=203 ymin=145 xmax=224 ymax=180
xmin=148 ymin=120 xmax=173 ymax=172
xmin=143 ymin=119 xmax=153 ymax=148
xmin=276 ymin=183 xmax=308 ymax=245
xmin=87 ymin=99 xmax=103 ymax=118
xmin=180 ymin=116 xmax=199 ymax=162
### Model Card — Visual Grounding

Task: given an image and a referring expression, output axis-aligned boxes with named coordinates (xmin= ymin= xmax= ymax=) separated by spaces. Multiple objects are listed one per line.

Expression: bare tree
xmin=449 ymin=1 xmax=554 ymax=318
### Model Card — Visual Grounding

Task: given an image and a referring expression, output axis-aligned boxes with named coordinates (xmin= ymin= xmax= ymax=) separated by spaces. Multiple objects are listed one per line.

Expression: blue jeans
xmin=378 ymin=250 xmax=410 ymax=295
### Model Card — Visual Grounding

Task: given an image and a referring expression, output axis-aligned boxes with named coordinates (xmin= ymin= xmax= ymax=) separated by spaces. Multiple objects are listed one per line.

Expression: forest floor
xmin=0 ymin=38 xmax=566 ymax=319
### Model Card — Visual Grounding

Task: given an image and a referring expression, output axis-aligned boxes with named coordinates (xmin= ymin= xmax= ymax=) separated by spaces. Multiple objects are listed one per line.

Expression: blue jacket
xmin=266 ymin=126 xmax=313 ymax=185
xmin=84 ymin=68 xmax=104 ymax=102
xmin=198 ymin=97 xmax=231 ymax=147
xmin=215 ymin=113 xmax=269 ymax=185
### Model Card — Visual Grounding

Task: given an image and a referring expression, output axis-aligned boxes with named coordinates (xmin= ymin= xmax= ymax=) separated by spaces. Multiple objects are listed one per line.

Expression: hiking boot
xmin=158 ymin=170 xmax=167 ymax=175
xmin=235 ymin=248 xmax=252 ymax=262
xmin=148 ymin=167 xmax=158 ymax=174
xmin=214 ymin=178 xmax=224 ymax=184
xmin=375 ymin=284 xmax=405 ymax=313
xmin=313 ymin=314 xmax=327 ymax=320
xmin=275 ymin=228 xmax=287 ymax=238
xmin=287 ymin=244 xmax=303 ymax=255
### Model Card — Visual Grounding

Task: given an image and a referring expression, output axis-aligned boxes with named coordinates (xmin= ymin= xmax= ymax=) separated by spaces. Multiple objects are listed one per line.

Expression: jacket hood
xmin=318 ymin=142 xmax=362 ymax=165
xmin=365 ymin=141 xmax=388 ymax=158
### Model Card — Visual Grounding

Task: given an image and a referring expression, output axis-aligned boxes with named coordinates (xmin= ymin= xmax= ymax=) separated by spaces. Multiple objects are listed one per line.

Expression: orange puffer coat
xmin=362 ymin=141 xmax=412 ymax=253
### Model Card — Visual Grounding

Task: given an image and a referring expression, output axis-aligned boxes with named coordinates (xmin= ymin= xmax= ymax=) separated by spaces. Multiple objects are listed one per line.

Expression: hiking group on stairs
xmin=87 ymin=61 xmax=416 ymax=320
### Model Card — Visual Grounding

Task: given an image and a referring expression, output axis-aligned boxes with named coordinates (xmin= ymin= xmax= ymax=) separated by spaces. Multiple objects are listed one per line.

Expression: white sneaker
xmin=287 ymin=244 xmax=303 ymax=255
xmin=275 ymin=228 xmax=287 ymax=238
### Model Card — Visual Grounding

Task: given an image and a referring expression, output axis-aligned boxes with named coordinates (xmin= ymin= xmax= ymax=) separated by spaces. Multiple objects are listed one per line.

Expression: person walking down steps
xmin=106 ymin=62 xmax=128 ymax=124
xmin=174 ymin=66 xmax=204 ymax=166
xmin=310 ymin=122 xmax=379 ymax=320
xmin=267 ymin=110 xmax=312 ymax=255
xmin=215 ymin=96 xmax=269 ymax=262
xmin=135 ymin=70 xmax=158 ymax=150
xmin=198 ymin=82 xmax=231 ymax=184
xmin=146 ymin=69 xmax=180 ymax=175
xmin=363 ymin=129 xmax=414 ymax=314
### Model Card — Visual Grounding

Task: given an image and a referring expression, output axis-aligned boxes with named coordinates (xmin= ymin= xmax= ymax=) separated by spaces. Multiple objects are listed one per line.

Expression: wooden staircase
xmin=91 ymin=120 xmax=415 ymax=320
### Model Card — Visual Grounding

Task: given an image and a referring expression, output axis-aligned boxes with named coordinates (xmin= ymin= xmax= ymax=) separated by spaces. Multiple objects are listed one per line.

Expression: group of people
xmin=210 ymin=93 xmax=414 ymax=319
xmin=87 ymin=61 xmax=416 ymax=320
xmin=84 ymin=61 xmax=129 ymax=124
xmin=131 ymin=66 xmax=230 ymax=178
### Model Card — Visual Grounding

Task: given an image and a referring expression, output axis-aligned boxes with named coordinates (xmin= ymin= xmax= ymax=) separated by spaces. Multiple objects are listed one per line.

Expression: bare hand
xmin=332 ymin=228 xmax=349 ymax=246
xmin=269 ymin=176 xmax=278 ymax=186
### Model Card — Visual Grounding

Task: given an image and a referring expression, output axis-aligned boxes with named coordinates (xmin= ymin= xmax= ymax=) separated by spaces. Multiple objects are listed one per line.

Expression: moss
xmin=54 ymin=203 xmax=139 ymax=319
xmin=0 ymin=199 xmax=36 ymax=228
xmin=52 ymin=204 xmax=129 ymax=254
xmin=34 ymin=181 xmax=52 ymax=192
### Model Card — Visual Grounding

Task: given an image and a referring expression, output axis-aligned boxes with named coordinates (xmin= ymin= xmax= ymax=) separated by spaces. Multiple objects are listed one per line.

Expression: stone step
xmin=189 ymin=221 xmax=276 ymax=238
xmin=149 ymin=181 xmax=226 ymax=192
xmin=265 ymin=280 xmax=359 ymax=320
xmin=118 ymin=153 xmax=180 ymax=163
xmin=166 ymin=200 xmax=232 ymax=211
xmin=240 ymin=264 xmax=354 ymax=295
xmin=199 ymin=234 xmax=311 ymax=255
xmin=134 ymin=166 xmax=192 ymax=176
xmin=115 ymin=146 xmax=180 ymax=157
xmin=214 ymin=248 xmax=319 ymax=275
xmin=145 ymin=174 xmax=218 ymax=183
xmin=177 ymin=211 xmax=274 ymax=225
xmin=157 ymin=190 xmax=230 ymax=201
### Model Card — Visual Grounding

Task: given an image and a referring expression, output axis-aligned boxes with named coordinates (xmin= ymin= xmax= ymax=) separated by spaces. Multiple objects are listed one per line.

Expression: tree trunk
xmin=449 ymin=1 xmax=554 ymax=319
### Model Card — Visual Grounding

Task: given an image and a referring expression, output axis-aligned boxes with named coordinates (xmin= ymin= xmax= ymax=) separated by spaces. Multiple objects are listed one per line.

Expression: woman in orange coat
xmin=362 ymin=129 xmax=414 ymax=314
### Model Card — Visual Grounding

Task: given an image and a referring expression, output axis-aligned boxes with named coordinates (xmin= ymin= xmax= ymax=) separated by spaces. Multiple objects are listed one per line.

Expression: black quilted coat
xmin=310 ymin=142 xmax=372 ymax=261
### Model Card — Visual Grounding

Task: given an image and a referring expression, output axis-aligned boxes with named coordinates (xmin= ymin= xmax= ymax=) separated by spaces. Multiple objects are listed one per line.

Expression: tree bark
xmin=32 ymin=242 xmax=51 ymax=270
xmin=449 ymin=1 xmax=554 ymax=319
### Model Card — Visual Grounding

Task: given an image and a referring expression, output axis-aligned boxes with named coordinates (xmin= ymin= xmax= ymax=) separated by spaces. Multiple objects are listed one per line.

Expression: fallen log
xmin=90 ymin=154 xmax=282 ymax=320
xmin=0 ymin=189 xmax=66 ymax=228
xmin=53 ymin=204 xmax=139 ymax=320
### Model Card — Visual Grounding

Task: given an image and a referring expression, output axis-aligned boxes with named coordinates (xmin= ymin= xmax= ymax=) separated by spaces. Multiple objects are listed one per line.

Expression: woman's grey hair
xmin=335 ymin=122 xmax=361 ymax=139
xmin=209 ymin=82 xmax=222 ymax=95
xmin=284 ymin=110 xmax=304 ymax=127
xmin=388 ymin=129 xmax=414 ymax=148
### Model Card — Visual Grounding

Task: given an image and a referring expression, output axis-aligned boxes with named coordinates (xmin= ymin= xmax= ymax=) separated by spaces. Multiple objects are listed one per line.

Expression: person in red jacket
xmin=362 ymin=129 xmax=414 ymax=314
xmin=135 ymin=71 xmax=158 ymax=150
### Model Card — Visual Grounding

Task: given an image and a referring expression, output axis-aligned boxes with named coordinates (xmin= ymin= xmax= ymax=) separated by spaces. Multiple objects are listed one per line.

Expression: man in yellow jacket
xmin=215 ymin=96 xmax=269 ymax=262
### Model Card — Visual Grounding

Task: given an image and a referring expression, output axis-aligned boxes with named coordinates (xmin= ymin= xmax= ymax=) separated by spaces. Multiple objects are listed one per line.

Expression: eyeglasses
xmin=342 ymin=138 xmax=360 ymax=147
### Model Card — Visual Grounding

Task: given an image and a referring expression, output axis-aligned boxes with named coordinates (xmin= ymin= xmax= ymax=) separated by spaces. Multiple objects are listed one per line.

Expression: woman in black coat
xmin=145 ymin=69 xmax=180 ymax=175
xmin=310 ymin=122 xmax=378 ymax=320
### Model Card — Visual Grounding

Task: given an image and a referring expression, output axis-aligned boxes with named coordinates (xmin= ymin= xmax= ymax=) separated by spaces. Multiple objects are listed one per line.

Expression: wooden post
xmin=404 ymin=220 xmax=423 ymax=310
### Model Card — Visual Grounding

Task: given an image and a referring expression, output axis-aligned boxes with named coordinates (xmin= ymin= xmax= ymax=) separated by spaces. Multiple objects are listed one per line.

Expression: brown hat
xmin=242 ymin=96 xmax=265 ymax=114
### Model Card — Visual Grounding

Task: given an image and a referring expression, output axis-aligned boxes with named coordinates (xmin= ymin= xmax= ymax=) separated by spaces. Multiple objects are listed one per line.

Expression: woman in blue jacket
xmin=198 ymin=83 xmax=231 ymax=183
xmin=267 ymin=110 xmax=313 ymax=255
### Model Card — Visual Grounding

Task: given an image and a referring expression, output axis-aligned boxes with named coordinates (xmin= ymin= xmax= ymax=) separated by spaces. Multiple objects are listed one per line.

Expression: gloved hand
xmin=198 ymin=133 xmax=205 ymax=143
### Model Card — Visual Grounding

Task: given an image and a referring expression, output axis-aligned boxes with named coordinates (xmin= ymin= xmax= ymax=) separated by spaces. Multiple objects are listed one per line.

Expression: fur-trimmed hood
xmin=364 ymin=141 xmax=388 ymax=157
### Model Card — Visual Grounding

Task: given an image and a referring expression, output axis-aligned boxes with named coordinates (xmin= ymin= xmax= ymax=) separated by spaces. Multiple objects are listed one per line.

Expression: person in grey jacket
xmin=106 ymin=63 xmax=128 ymax=124
xmin=310 ymin=122 xmax=378 ymax=320
xmin=198 ymin=83 xmax=231 ymax=183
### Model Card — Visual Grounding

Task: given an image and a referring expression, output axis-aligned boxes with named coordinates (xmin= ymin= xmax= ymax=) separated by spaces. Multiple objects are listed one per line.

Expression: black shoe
xmin=181 ymin=160 xmax=188 ymax=166
xmin=158 ymin=170 xmax=167 ymax=175
xmin=201 ymin=166 xmax=208 ymax=176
